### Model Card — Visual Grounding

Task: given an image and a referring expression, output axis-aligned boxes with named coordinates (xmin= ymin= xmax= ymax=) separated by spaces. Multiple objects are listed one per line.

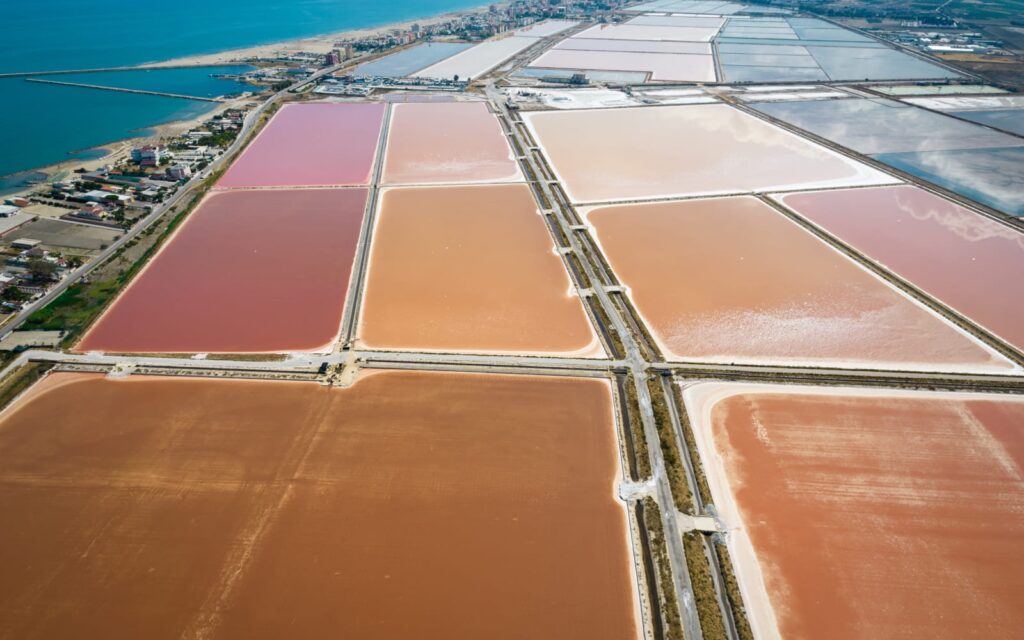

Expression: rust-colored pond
xmin=777 ymin=185 xmax=1024 ymax=352
xmin=217 ymin=102 xmax=384 ymax=188
xmin=382 ymin=102 xmax=522 ymax=185
xmin=584 ymin=196 xmax=1011 ymax=371
xmin=359 ymin=185 xmax=601 ymax=356
xmin=686 ymin=383 xmax=1024 ymax=640
xmin=78 ymin=188 xmax=366 ymax=353
xmin=523 ymin=104 xmax=893 ymax=203
xmin=0 ymin=371 xmax=637 ymax=640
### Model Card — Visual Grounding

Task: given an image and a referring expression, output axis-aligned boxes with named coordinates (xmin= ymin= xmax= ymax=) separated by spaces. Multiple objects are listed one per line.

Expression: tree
xmin=1 ymin=287 xmax=28 ymax=303
xmin=27 ymin=259 xmax=57 ymax=282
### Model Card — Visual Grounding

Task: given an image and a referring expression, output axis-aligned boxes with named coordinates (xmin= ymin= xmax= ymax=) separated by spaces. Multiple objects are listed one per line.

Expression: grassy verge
xmin=625 ymin=378 xmax=651 ymax=478
xmin=578 ymin=240 xmax=607 ymax=286
xmin=205 ymin=353 xmax=289 ymax=362
xmin=509 ymin=133 xmax=523 ymax=156
xmin=567 ymin=252 xmax=591 ymax=288
xmin=647 ymin=376 xmax=694 ymax=514
xmin=643 ymin=497 xmax=684 ymax=640
xmin=670 ymin=381 xmax=713 ymax=507
xmin=683 ymin=532 xmax=728 ymax=640
xmin=592 ymin=299 xmax=624 ymax=359
xmin=531 ymin=151 xmax=552 ymax=181
xmin=716 ymin=542 xmax=755 ymax=640
xmin=550 ymin=217 xmax=570 ymax=248
xmin=0 ymin=362 xmax=53 ymax=412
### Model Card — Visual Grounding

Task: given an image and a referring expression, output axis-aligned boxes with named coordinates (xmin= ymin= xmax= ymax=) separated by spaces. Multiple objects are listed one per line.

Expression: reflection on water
xmin=873 ymin=146 xmax=1024 ymax=217
xmin=351 ymin=42 xmax=471 ymax=77
xmin=752 ymin=97 xmax=1022 ymax=155
xmin=779 ymin=185 xmax=1024 ymax=350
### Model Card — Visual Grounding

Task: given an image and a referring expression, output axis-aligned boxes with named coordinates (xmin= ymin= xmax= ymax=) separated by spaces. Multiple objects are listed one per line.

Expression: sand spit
xmin=581 ymin=196 xmax=1012 ymax=372
xmin=683 ymin=382 xmax=1024 ymax=640
xmin=77 ymin=188 xmax=367 ymax=354
xmin=382 ymin=101 xmax=522 ymax=185
xmin=0 ymin=371 xmax=638 ymax=639
xmin=358 ymin=184 xmax=602 ymax=357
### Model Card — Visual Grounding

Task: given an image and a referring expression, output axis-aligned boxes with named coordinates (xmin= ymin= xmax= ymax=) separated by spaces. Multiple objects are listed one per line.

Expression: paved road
xmin=0 ymin=347 xmax=625 ymax=381
xmin=656 ymin=360 xmax=1024 ymax=388
xmin=487 ymin=82 xmax=706 ymax=640
xmin=339 ymin=99 xmax=392 ymax=348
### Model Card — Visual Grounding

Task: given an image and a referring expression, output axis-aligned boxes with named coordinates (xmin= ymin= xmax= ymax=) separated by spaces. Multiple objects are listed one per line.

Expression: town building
xmin=130 ymin=145 xmax=164 ymax=167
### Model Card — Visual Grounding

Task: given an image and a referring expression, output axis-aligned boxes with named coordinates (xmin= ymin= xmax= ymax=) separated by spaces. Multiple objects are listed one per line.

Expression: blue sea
xmin=0 ymin=0 xmax=480 ymax=180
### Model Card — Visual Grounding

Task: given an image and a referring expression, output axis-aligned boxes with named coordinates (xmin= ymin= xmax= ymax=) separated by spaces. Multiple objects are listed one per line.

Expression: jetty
xmin=0 ymin=64 xmax=227 ymax=79
xmin=24 ymin=78 xmax=225 ymax=102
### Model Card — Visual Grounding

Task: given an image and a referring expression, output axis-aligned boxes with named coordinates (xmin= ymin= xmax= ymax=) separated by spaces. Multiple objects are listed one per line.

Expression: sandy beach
xmin=145 ymin=6 xmax=492 ymax=69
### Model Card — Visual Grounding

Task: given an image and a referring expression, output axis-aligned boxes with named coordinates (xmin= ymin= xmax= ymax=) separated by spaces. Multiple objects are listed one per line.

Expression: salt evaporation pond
xmin=78 ymin=188 xmax=367 ymax=353
xmin=777 ymin=185 xmax=1024 ymax=352
xmin=0 ymin=371 xmax=638 ymax=639
xmin=217 ymin=102 xmax=385 ymax=188
xmin=359 ymin=184 xmax=600 ymax=356
xmin=382 ymin=101 xmax=521 ymax=185
xmin=583 ymin=196 xmax=1012 ymax=371
xmin=523 ymin=104 xmax=894 ymax=203
xmin=684 ymin=383 xmax=1024 ymax=640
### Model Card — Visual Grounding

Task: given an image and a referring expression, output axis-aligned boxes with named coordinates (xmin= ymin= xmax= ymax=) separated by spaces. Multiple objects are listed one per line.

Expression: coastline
xmin=2 ymin=94 xmax=255 ymax=197
xmin=4 ymin=1 xmax=498 ymax=195
xmin=145 ymin=4 xmax=493 ymax=69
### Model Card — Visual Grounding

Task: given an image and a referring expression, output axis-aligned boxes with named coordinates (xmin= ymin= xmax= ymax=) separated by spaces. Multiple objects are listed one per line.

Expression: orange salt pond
xmin=382 ymin=101 xmax=521 ymax=185
xmin=685 ymin=383 xmax=1024 ymax=640
xmin=0 ymin=371 xmax=637 ymax=640
xmin=584 ymin=196 xmax=1011 ymax=371
xmin=523 ymin=104 xmax=894 ymax=203
xmin=777 ymin=185 xmax=1024 ymax=352
xmin=217 ymin=102 xmax=384 ymax=188
xmin=78 ymin=188 xmax=366 ymax=354
xmin=359 ymin=184 xmax=600 ymax=356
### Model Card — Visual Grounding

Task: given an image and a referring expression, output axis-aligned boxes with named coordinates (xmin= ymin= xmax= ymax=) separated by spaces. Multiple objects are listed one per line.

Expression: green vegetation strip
xmin=0 ymin=362 xmax=53 ymax=412
xmin=578 ymin=240 xmax=607 ymax=286
xmin=683 ymin=532 xmax=728 ymax=640
xmin=592 ymin=299 xmax=625 ymax=360
xmin=625 ymin=378 xmax=651 ymax=478
xmin=647 ymin=376 xmax=695 ymax=514
xmin=551 ymin=217 xmax=570 ymax=248
xmin=671 ymin=381 xmax=714 ymax=507
xmin=643 ymin=497 xmax=684 ymax=640
xmin=715 ymin=542 xmax=755 ymax=640
xmin=205 ymin=353 xmax=289 ymax=362
xmin=567 ymin=251 xmax=590 ymax=288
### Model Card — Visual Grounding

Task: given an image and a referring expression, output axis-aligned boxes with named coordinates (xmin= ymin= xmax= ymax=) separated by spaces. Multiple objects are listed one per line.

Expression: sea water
xmin=0 ymin=0 xmax=481 ymax=177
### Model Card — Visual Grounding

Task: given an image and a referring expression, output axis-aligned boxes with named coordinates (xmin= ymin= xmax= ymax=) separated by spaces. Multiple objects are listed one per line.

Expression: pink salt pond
xmin=78 ymin=188 xmax=367 ymax=354
xmin=217 ymin=103 xmax=385 ymax=188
